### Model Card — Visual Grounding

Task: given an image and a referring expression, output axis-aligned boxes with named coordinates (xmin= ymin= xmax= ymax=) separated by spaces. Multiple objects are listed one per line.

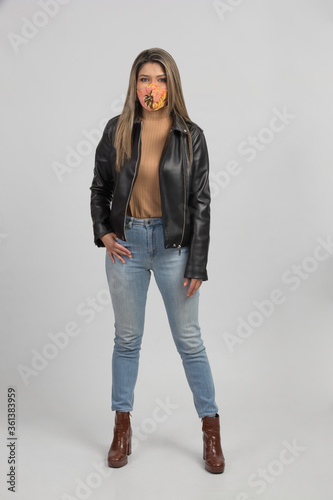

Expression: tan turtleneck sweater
xmin=126 ymin=105 xmax=173 ymax=218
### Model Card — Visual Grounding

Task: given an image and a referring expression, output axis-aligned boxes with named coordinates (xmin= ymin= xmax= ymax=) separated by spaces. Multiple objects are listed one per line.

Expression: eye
xmin=159 ymin=78 xmax=167 ymax=82
xmin=140 ymin=78 xmax=149 ymax=82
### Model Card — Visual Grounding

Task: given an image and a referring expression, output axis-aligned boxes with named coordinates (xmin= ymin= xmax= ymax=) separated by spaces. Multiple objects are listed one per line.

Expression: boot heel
xmin=127 ymin=436 xmax=132 ymax=456
xmin=203 ymin=442 xmax=205 ymax=460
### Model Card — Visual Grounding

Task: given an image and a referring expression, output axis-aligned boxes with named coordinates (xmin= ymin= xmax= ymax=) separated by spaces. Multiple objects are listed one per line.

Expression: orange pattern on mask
xmin=137 ymin=83 xmax=168 ymax=111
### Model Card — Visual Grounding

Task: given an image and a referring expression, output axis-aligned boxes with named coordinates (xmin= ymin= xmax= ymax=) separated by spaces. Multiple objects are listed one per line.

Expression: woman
xmin=90 ymin=48 xmax=225 ymax=474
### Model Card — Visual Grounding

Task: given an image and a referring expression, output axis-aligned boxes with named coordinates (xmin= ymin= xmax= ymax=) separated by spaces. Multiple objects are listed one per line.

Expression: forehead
xmin=138 ymin=62 xmax=165 ymax=76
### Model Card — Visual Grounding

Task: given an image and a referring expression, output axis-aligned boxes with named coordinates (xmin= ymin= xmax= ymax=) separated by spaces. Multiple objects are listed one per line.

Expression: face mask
xmin=137 ymin=83 xmax=168 ymax=111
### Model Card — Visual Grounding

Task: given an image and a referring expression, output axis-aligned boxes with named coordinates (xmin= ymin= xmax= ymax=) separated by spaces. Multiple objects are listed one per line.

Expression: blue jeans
xmin=105 ymin=215 xmax=219 ymax=419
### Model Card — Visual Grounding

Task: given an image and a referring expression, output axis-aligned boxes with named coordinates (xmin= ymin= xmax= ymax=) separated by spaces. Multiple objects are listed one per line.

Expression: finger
xmin=113 ymin=252 xmax=127 ymax=264
xmin=109 ymin=249 xmax=126 ymax=264
xmin=187 ymin=281 xmax=196 ymax=297
xmin=185 ymin=279 xmax=193 ymax=296
xmin=114 ymin=243 xmax=132 ymax=258
xmin=188 ymin=280 xmax=202 ymax=297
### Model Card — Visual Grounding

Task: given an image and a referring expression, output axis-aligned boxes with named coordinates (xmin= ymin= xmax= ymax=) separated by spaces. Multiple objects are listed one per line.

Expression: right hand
xmin=101 ymin=232 xmax=132 ymax=264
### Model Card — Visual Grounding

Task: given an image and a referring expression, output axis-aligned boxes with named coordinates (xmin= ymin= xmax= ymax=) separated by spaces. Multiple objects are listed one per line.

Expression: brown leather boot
xmin=107 ymin=411 xmax=132 ymax=468
xmin=202 ymin=413 xmax=225 ymax=473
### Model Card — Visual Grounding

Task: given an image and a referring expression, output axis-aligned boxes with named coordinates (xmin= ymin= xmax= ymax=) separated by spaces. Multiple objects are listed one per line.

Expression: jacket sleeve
xmin=90 ymin=121 xmax=115 ymax=247
xmin=184 ymin=129 xmax=211 ymax=281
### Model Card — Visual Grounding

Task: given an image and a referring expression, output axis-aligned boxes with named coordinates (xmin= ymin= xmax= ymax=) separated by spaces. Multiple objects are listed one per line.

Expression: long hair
xmin=114 ymin=48 xmax=194 ymax=172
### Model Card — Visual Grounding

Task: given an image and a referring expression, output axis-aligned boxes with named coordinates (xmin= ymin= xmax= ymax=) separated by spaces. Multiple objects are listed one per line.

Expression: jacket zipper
xmin=159 ymin=127 xmax=172 ymax=245
xmin=123 ymin=121 xmax=142 ymax=241
xmin=177 ymin=136 xmax=187 ymax=255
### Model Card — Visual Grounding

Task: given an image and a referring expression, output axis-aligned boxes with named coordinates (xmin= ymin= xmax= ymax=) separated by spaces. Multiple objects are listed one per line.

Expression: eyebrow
xmin=138 ymin=74 xmax=166 ymax=77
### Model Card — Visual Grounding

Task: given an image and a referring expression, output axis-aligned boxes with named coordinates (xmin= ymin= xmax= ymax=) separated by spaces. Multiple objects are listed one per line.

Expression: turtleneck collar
xmin=140 ymin=104 xmax=170 ymax=122
xmin=134 ymin=107 xmax=188 ymax=134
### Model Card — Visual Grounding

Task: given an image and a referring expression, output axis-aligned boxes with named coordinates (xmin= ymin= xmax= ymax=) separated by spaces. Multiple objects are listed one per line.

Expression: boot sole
xmin=108 ymin=440 xmax=131 ymax=468
xmin=108 ymin=457 xmax=128 ymax=468
xmin=204 ymin=462 xmax=225 ymax=474
xmin=203 ymin=447 xmax=225 ymax=473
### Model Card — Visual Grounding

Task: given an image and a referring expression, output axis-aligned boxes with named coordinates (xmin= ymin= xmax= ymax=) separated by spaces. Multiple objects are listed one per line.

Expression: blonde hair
xmin=114 ymin=48 xmax=194 ymax=172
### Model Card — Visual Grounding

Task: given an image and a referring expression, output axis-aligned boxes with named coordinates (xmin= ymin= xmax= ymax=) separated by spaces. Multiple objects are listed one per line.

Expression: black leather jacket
xmin=90 ymin=112 xmax=211 ymax=281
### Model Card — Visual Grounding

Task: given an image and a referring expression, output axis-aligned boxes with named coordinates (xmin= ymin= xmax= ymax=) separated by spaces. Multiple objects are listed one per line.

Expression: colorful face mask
xmin=137 ymin=83 xmax=168 ymax=111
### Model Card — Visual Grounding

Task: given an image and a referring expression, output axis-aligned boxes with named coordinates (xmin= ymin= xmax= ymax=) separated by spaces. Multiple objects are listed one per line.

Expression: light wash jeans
xmin=105 ymin=215 xmax=218 ymax=419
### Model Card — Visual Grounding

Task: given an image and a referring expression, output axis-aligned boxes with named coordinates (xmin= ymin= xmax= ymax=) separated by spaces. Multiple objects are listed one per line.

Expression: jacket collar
xmin=134 ymin=111 xmax=187 ymax=134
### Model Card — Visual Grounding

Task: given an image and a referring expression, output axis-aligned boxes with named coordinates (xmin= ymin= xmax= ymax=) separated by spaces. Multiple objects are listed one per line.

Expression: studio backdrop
xmin=1 ymin=1 xmax=332 ymax=499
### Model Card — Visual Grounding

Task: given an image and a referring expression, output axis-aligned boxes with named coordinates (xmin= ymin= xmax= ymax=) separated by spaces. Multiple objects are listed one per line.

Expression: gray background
xmin=1 ymin=0 xmax=332 ymax=499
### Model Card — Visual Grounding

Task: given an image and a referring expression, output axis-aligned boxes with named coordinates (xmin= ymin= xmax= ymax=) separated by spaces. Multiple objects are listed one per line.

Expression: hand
xmin=101 ymin=232 xmax=132 ymax=264
xmin=184 ymin=277 xmax=203 ymax=297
